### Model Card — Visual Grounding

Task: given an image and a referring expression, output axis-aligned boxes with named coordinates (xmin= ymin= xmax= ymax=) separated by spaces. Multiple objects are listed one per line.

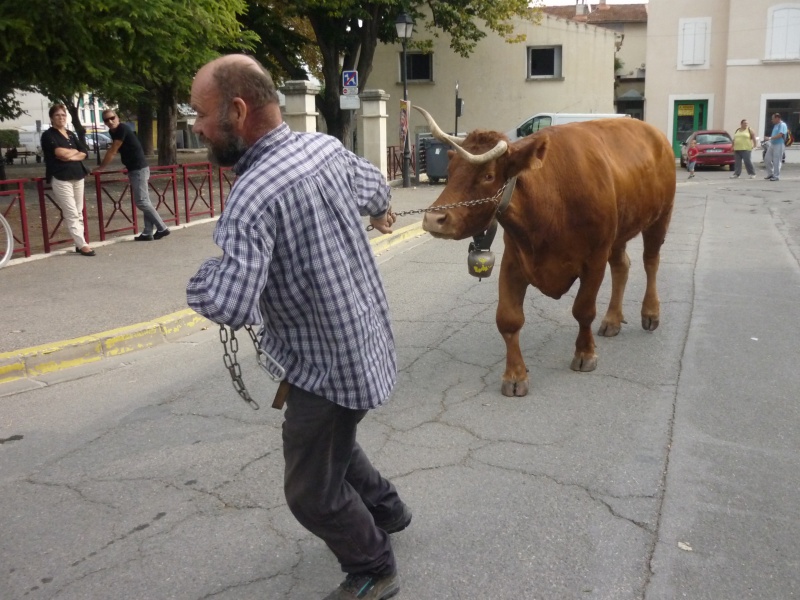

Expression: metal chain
xmin=219 ymin=179 xmax=513 ymax=408
xmin=219 ymin=324 xmax=261 ymax=410
xmin=367 ymin=180 xmax=511 ymax=230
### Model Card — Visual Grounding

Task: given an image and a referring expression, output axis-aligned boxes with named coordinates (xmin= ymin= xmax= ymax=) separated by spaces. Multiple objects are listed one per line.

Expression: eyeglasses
xmin=103 ymin=115 xmax=117 ymax=123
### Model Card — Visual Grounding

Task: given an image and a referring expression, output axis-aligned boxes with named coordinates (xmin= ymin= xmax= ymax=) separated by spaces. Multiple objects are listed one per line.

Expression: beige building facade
xmin=367 ymin=11 xmax=619 ymax=147
xmin=542 ymin=3 xmax=648 ymax=120
xmin=645 ymin=0 xmax=800 ymax=156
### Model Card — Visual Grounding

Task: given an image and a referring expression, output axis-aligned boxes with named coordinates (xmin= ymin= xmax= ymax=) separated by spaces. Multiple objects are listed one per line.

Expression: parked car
xmin=680 ymin=130 xmax=735 ymax=170
xmin=85 ymin=132 xmax=112 ymax=150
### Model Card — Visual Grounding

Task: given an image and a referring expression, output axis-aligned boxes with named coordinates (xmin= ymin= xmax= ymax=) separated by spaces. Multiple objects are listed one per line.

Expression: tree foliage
xmin=0 ymin=0 xmax=254 ymax=164
xmin=245 ymin=0 xmax=538 ymax=142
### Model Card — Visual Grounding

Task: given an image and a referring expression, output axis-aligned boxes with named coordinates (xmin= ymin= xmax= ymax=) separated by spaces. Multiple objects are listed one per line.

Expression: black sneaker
xmin=376 ymin=504 xmax=412 ymax=534
xmin=134 ymin=233 xmax=154 ymax=241
xmin=153 ymin=229 xmax=171 ymax=240
xmin=323 ymin=573 xmax=399 ymax=600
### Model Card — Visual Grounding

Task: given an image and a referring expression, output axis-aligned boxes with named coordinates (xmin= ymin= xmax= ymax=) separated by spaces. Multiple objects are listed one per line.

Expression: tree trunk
xmin=156 ymin=84 xmax=177 ymax=166
xmin=136 ymin=99 xmax=155 ymax=156
xmin=311 ymin=9 xmax=380 ymax=148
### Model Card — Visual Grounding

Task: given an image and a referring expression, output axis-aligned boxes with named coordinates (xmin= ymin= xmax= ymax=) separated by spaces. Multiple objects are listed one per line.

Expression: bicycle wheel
xmin=0 ymin=212 xmax=13 ymax=268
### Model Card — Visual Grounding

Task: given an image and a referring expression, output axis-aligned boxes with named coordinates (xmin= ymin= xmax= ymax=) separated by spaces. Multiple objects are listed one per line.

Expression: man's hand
xmin=368 ymin=208 xmax=396 ymax=234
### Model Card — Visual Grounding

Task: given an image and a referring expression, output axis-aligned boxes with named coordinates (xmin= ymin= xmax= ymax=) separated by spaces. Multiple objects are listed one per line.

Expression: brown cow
xmin=415 ymin=107 xmax=676 ymax=397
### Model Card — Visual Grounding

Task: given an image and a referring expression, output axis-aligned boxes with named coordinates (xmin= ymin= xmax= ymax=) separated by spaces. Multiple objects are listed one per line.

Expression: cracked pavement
xmin=2 ymin=167 xmax=800 ymax=599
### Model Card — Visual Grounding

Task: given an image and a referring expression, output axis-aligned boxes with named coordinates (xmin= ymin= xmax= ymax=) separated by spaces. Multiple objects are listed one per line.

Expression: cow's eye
xmin=484 ymin=173 xmax=494 ymax=182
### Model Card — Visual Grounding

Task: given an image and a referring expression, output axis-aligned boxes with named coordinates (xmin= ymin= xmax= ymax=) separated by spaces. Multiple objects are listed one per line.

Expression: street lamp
xmin=395 ymin=12 xmax=414 ymax=188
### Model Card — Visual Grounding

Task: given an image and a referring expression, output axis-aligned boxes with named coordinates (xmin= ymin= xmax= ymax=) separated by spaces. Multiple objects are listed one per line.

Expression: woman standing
xmin=40 ymin=104 xmax=95 ymax=256
xmin=731 ymin=119 xmax=757 ymax=179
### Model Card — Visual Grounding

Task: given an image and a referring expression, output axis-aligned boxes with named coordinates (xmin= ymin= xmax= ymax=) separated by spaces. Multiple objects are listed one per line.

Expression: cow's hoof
xmin=570 ymin=354 xmax=597 ymax=372
xmin=501 ymin=379 xmax=529 ymax=397
xmin=641 ymin=315 xmax=660 ymax=331
xmin=597 ymin=320 xmax=621 ymax=337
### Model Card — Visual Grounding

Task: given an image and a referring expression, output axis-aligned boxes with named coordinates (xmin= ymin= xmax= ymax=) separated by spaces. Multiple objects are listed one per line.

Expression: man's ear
xmin=230 ymin=97 xmax=247 ymax=130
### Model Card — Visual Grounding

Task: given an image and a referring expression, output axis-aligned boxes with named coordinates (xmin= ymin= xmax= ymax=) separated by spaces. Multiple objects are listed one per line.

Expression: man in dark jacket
xmin=94 ymin=112 xmax=170 ymax=241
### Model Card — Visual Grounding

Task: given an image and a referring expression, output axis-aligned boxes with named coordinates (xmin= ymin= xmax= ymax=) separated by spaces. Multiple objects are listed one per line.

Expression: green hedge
xmin=0 ymin=129 xmax=20 ymax=149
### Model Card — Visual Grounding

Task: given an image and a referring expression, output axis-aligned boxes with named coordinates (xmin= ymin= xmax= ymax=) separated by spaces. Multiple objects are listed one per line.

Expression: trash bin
xmin=424 ymin=139 xmax=450 ymax=183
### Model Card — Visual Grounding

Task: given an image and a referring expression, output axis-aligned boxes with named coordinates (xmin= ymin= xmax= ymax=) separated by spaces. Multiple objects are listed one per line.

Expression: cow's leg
xmin=496 ymin=254 xmax=530 ymax=397
xmin=598 ymin=243 xmax=630 ymax=337
xmin=640 ymin=214 xmax=671 ymax=331
xmin=570 ymin=262 xmax=605 ymax=372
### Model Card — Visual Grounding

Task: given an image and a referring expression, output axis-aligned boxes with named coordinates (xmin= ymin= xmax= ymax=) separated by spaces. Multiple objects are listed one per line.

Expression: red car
xmin=680 ymin=130 xmax=735 ymax=170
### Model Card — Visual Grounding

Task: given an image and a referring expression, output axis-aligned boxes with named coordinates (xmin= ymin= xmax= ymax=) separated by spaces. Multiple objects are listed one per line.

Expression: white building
xmin=367 ymin=8 xmax=620 ymax=146
xmin=2 ymin=90 xmax=109 ymax=133
xmin=644 ymin=0 xmax=800 ymax=156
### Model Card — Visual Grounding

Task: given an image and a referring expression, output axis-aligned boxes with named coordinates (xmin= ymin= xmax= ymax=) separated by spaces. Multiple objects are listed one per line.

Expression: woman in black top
xmin=41 ymin=104 xmax=95 ymax=256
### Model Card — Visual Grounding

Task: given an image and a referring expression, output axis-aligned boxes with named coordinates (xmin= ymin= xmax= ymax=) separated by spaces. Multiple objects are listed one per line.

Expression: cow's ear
xmin=506 ymin=136 xmax=548 ymax=177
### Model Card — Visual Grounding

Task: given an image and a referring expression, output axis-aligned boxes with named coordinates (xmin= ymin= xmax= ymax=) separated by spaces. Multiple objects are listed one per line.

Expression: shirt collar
xmin=233 ymin=123 xmax=292 ymax=175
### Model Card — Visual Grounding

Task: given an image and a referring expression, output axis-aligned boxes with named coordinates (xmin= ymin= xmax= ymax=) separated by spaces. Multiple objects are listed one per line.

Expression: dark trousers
xmin=282 ymin=385 xmax=402 ymax=576
xmin=734 ymin=150 xmax=755 ymax=176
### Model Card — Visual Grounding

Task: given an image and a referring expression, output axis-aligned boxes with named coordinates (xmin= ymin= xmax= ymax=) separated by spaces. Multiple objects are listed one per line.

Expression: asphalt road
xmin=1 ymin=166 xmax=799 ymax=599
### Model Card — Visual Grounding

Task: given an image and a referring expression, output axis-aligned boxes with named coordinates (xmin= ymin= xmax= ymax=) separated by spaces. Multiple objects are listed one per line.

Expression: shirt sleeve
xmin=186 ymin=214 xmax=273 ymax=329
xmin=40 ymin=131 xmax=54 ymax=153
xmin=346 ymin=152 xmax=391 ymax=218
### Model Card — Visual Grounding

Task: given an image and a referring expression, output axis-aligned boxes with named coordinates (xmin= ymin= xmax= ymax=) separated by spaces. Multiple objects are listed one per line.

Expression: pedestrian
xmin=186 ymin=54 xmax=410 ymax=600
xmin=764 ymin=113 xmax=788 ymax=181
xmin=687 ymin=138 xmax=699 ymax=178
xmin=93 ymin=110 xmax=171 ymax=240
xmin=40 ymin=104 xmax=95 ymax=257
xmin=730 ymin=119 xmax=757 ymax=179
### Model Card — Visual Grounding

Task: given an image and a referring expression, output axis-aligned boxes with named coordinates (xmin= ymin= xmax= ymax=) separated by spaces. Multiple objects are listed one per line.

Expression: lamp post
xmin=89 ymin=93 xmax=100 ymax=165
xmin=395 ymin=12 xmax=414 ymax=188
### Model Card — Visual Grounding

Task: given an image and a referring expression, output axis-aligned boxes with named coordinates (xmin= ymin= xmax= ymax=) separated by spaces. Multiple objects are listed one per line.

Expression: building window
xmin=767 ymin=6 xmax=800 ymax=60
xmin=678 ymin=17 xmax=711 ymax=69
xmin=528 ymin=46 xmax=562 ymax=79
xmin=401 ymin=52 xmax=433 ymax=82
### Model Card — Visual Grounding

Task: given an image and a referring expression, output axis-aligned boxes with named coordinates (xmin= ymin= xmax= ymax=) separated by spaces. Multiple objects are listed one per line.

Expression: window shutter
xmin=770 ymin=8 xmax=800 ymax=59
xmin=682 ymin=21 xmax=707 ymax=66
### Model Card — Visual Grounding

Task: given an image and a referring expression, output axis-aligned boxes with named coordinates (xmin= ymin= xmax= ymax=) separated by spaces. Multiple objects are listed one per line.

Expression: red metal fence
xmin=0 ymin=162 xmax=230 ymax=262
xmin=0 ymin=152 xmax=410 ymax=263
xmin=386 ymin=145 xmax=416 ymax=182
xmin=0 ymin=179 xmax=31 ymax=258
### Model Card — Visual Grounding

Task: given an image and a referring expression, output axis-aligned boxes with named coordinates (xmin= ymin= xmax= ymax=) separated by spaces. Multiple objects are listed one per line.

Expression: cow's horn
xmin=413 ymin=106 xmax=466 ymax=146
xmin=413 ymin=105 xmax=508 ymax=165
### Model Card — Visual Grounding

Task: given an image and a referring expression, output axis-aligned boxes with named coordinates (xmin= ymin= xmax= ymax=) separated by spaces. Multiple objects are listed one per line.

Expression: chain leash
xmin=367 ymin=180 xmax=511 ymax=230
xmin=220 ymin=181 xmax=513 ymax=407
xmin=219 ymin=324 xmax=262 ymax=410
xmin=219 ymin=323 xmax=288 ymax=412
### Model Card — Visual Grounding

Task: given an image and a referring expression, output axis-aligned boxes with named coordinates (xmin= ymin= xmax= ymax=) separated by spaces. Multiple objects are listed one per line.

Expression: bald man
xmin=186 ymin=55 xmax=408 ymax=600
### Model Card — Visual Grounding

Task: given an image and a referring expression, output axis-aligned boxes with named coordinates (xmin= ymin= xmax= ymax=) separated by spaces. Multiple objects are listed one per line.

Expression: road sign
xmin=340 ymin=95 xmax=360 ymax=110
xmin=342 ymin=87 xmax=359 ymax=96
xmin=342 ymin=70 xmax=358 ymax=88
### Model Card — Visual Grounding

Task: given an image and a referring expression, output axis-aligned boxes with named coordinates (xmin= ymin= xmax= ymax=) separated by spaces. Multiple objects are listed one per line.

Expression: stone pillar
xmin=359 ymin=90 xmax=389 ymax=176
xmin=281 ymin=80 xmax=320 ymax=133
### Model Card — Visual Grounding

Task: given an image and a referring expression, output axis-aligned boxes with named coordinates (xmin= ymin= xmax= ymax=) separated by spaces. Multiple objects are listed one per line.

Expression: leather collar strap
xmin=471 ymin=176 xmax=517 ymax=251
xmin=496 ymin=175 xmax=517 ymax=216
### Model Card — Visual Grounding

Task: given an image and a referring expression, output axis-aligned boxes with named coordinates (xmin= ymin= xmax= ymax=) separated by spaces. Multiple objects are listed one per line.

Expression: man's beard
xmin=203 ymin=116 xmax=248 ymax=166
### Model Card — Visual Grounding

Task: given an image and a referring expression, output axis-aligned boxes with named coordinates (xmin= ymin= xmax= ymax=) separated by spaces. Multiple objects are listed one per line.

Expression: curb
xmin=0 ymin=222 xmax=426 ymax=385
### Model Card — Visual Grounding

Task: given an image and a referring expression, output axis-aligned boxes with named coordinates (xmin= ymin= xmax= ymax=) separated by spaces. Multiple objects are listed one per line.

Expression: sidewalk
xmin=0 ymin=182 xmax=442 ymax=385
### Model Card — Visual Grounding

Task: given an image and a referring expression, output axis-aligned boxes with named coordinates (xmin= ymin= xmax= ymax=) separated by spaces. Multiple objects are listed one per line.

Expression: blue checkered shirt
xmin=187 ymin=124 xmax=397 ymax=410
